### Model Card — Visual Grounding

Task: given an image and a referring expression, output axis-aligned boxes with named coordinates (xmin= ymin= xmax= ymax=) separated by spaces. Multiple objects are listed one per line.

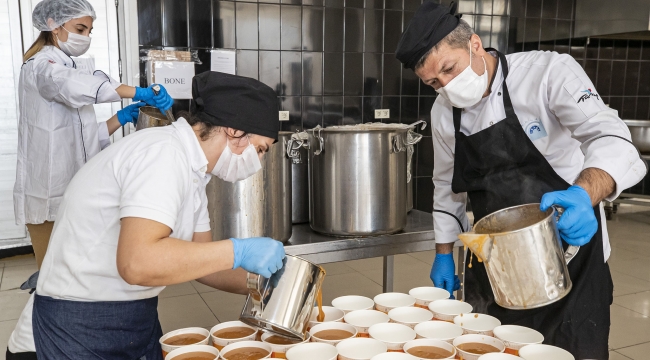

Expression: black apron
xmin=33 ymin=294 xmax=163 ymax=360
xmin=451 ymin=50 xmax=612 ymax=359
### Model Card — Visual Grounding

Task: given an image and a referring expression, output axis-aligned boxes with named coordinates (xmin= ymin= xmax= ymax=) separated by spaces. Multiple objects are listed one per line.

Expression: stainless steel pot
xmin=458 ymin=203 xmax=580 ymax=310
xmin=136 ymin=106 xmax=174 ymax=131
xmin=240 ymin=255 xmax=326 ymax=340
xmin=290 ymin=122 xmax=425 ymax=236
xmin=624 ymin=120 xmax=650 ymax=154
xmin=287 ymin=132 xmax=309 ymax=224
xmin=206 ymin=132 xmax=292 ymax=242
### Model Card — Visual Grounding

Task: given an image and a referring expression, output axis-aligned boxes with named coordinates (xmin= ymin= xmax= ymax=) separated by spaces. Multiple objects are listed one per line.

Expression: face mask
xmin=436 ymin=42 xmax=488 ymax=108
xmin=57 ymin=26 xmax=91 ymax=57
xmin=211 ymin=137 xmax=262 ymax=183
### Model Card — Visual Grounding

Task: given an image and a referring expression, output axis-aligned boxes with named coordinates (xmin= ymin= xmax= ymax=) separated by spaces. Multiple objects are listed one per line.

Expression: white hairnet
xmin=32 ymin=0 xmax=96 ymax=32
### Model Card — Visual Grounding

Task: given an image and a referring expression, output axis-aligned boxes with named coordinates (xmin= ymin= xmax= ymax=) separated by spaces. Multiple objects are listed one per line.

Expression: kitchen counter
xmin=284 ymin=210 xmax=464 ymax=296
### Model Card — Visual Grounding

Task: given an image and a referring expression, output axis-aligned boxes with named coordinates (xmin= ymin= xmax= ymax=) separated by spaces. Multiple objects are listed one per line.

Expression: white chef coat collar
xmin=40 ymin=45 xmax=76 ymax=68
xmin=172 ymin=117 xmax=209 ymax=176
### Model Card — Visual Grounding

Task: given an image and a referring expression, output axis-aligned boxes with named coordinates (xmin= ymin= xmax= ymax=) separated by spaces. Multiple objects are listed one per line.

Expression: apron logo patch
xmin=577 ymin=88 xmax=600 ymax=103
xmin=524 ymin=119 xmax=548 ymax=141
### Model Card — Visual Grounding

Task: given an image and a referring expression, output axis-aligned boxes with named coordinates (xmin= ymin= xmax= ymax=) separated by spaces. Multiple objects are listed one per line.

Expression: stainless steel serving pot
xmin=136 ymin=106 xmax=174 ymax=131
xmin=624 ymin=120 xmax=650 ymax=154
xmin=289 ymin=122 xmax=425 ymax=236
xmin=458 ymin=203 xmax=580 ymax=310
xmin=206 ymin=132 xmax=292 ymax=242
xmin=240 ymin=255 xmax=326 ymax=340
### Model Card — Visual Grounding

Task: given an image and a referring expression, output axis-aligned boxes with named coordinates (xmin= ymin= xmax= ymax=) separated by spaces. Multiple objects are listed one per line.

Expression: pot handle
xmin=553 ymin=206 xmax=580 ymax=265
xmin=313 ymin=126 xmax=325 ymax=155
xmin=392 ymin=135 xmax=404 ymax=153
xmin=287 ymin=132 xmax=309 ymax=163
xmin=246 ymin=272 xmax=268 ymax=311
xmin=408 ymin=120 xmax=427 ymax=131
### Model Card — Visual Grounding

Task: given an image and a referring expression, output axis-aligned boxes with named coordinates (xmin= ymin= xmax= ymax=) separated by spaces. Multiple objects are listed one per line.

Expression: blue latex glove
xmin=116 ymin=102 xmax=145 ymax=126
xmin=540 ymin=185 xmax=597 ymax=246
xmin=430 ymin=253 xmax=460 ymax=299
xmin=231 ymin=237 xmax=286 ymax=278
xmin=133 ymin=84 xmax=174 ymax=112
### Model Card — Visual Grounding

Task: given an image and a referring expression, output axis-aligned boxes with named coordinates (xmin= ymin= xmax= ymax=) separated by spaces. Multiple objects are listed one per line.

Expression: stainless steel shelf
xmin=284 ymin=210 xmax=436 ymax=264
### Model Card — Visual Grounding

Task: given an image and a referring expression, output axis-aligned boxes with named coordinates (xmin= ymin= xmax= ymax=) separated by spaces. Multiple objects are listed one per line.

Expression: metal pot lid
xmin=317 ymin=120 xmax=427 ymax=132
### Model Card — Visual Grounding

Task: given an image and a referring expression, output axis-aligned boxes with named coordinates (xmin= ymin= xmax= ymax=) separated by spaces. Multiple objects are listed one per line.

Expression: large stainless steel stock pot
xmin=206 ymin=132 xmax=292 ymax=242
xmin=136 ymin=106 xmax=173 ymax=131
xmin=289 ymin=122 xmax=425 ymax=236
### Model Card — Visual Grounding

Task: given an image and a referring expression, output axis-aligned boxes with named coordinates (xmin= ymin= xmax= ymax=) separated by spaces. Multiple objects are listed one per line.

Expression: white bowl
xmin=261 ymin=332 xmax=309 ymax=358
xmin=165 ymin=345 xmax=219 ymax=360
xmin=220 ymin=341 xmax=271 ymax=360
xmin=308 ymin=306 xmax=345 ymax=329
xmin=478 ymin=353 xmax=522 ymax=360
xmin=374 ymin=293 xmax=416 ymax=313
xmin=286 ymin=342 xmax=338 ymax=360
xmin=209 ymin=321 xmax=257 ymax=350
xmin=452 ymin=334 xmax=505 ymax=360
xmin=160 ymin=327 xmax=210 ymax=356
xmin=343 ymin=310 xmax=390 ymax=337
xmin=518 ymin=344 xmax=574 ymax=360
xmin=492 ymin=325 xmax=544 ymax=354
xmin=368 ymin=322 xmax=416 ymax=352
xmin=336 ymin=338 xmax=388 ymax=360
xmin=371 ymin=353 xmax=419 ymax=360
xmin=414 ymin=321 xmax=464 ymax=343
xmin=453 ymin=313 xmax=501 ymax=336
xmin=332 ymin=295 xmax=375 ymax=314
xmin=388 ymin=307 xmax=434 ymax=328
xmin=409 ymin=287 xmax=451 ymax=308
xmin=309 ymin=321 xmax=357 ymax=345
xmin=403 ymin=338 xmax=456 ymax=359
xmin=428 ymin=299 xmax=473 ymax=322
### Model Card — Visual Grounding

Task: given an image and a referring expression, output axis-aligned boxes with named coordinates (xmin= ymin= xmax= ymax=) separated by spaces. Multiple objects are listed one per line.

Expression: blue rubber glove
xmin=116 ymin=102 xmax=145 ymax=126
xmin=430 ymin=253 xmax=460 ymax=300
xmin=540 ymin=185 xmax=597 ymax=246
xmin=133 ymin=84 xmax=174 ymax=112
xmin=231 ymin=237 xmax=286 ymax=278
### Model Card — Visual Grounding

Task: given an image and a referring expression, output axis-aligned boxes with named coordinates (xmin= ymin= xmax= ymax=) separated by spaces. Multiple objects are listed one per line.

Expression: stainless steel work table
xmin=284 ymin=210 xmax=465 ymax=295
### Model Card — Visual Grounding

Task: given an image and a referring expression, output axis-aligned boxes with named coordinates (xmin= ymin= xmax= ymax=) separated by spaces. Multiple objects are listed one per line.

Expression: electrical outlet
xmin=374 ymin=109 xmax=390 ymax=119
xmin=279 ymin=111 xmax=290 ymax=121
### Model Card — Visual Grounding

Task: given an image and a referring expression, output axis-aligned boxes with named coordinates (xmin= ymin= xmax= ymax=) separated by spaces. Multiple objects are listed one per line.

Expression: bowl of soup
xmin=261 ymin=332 xmax=310 ymax=358
xmin=210 ymin=321 xmax=258 ymax=351
xmin=452 ymin=334 xmax=505 ymax=360
xmin=165 ymin=344 xmax=219 ymax=360
xmin=403 ymin=338 xmax=456 ymax=359
xmin=220 ymin=341 xmax=272 ymax=360
xmin=310 ymin=322 xmax=358 ymax=345
xmin=160 ymin=327 xmax=210 ymax=357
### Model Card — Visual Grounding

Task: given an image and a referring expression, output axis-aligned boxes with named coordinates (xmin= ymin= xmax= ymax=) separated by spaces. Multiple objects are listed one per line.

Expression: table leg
xmin=383 ymin=255 xmax=394 ymax=293
xmin=456 ymin=247 xmax=465 ymax=301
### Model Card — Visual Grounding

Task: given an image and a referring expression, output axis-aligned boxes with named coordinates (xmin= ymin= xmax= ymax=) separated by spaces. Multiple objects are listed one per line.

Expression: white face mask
xmin=436 ymin=42 xmax=488 ymax=108
xmin=211 ymin=138 xmax=262 ymax=183
xmin=57 ymin=26 xmax=91 ymax=57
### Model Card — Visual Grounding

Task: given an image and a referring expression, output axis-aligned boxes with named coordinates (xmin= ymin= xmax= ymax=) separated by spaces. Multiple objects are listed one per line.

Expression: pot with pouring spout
xmin=457 ymin=203 xmax=580 ymax=310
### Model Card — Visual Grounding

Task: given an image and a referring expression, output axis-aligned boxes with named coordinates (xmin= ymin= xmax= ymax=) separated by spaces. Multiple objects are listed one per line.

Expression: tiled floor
xmin=0 ymin=204 xmax=649 ymax=359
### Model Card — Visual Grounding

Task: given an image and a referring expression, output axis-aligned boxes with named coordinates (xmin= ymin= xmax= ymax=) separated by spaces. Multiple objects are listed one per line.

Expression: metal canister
xmin=240 ymin=255 xmax=326 ymax=340
xmin=458 ymin=203 xmax=580 ymax=309
xmin=287 ymin=133 xmax=309 ymax=224
xmin=136 ymin=106 xmax=173 ymax=131
xmin=206 ymin=132 xmax=292 ymax=242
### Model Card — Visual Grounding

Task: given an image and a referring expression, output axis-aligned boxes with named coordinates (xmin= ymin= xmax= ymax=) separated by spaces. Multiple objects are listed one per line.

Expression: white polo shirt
xmin=431 ymin=51 xmax=647 ymax=262
xmin=37 ymin=118 xmax=211 ymax=301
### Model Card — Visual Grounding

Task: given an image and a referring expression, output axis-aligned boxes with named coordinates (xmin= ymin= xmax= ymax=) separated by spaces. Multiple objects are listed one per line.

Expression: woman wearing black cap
xmin=28 ymin=72 xmax=285 ymax=359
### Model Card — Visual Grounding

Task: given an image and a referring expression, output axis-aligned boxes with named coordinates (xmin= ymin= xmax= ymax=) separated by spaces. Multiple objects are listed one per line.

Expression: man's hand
xmin=430 ymin=252 xmax=459 ymax=299
xmin=540 ymin=185 xmax=597 ymax=246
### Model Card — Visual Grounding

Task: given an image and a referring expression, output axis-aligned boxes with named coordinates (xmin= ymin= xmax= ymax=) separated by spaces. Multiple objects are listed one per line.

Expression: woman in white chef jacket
xmin=13 ymin=0 xmax=174 ymax=269
xmin=29 ymin=71 xmax=285 ymax=360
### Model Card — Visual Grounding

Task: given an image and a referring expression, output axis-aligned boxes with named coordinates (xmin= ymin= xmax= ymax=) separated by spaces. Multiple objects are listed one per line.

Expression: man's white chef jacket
xmin=431 ymin=50 xmax=647 ymax=262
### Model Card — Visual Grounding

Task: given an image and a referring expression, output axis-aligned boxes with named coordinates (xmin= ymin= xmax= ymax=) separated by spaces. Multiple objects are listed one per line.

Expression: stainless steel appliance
xmin=136 ymin=106 xmax=173 ymax=131
xmin=458 ymin=203 xmax=579 ymax=310
xmin=287 ymin=132 xmax=310 ymax=224
xmin=206 ymin=132 xmax=292 ymax=242
xmin=624 ymin=120 xmax=650 ymax=154
xmin=240 ymin=255 xmax=326 ymax=340
xmin=292 ymin=122 xmax=424 ymax=236
xmin=575 ymin=0 xmax=650 ymax=39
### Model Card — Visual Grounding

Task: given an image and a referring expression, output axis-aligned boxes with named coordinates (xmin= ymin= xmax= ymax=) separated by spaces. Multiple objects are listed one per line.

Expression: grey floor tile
xmin=616 ymin=341 xmax=650 ymax=359
xmin=0 ymin=255 xmax=36 ymax=268
xmin=614 ymin=290 xmax=650 ymax=317
xmin=0 ymin=319 xmax=18 ymax=360
xmin=157 ymin=294 xmax=218 ymax=334
xmin=608 ymin=256 xmax=650 ymax=283
xmin=609 ymin=304 xmax=650 ymax=350
xmin=321 ymin=262 xmax=356 ymax=276
xmin=200 ymin=290 xmax=248 ymax=323
xmin=320 ymin=272 xmax=383 ymax=306
xmin=0 ymin=264 xmax=38 ymax=291
xmin=344 ymin=257 xmax=383 ymax=272
xmin=408 ymin=250 xmax=435 ymax=265
xmin=609 ymin=350 xmax=632 ymax=359
xmin=0 ymin=290 xmax=30 ymax=322
xmin=611 ymin=271 xmax=650 ymax=297
xmin=159 ymin=282 xmax=198 ymax=299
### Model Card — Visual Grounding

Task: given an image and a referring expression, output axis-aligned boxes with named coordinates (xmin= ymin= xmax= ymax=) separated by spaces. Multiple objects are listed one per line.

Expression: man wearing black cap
xmin=30 ymin=71 xmax=286 ymax=359
xmin=396 ymin=1 xmax=646 ymax=357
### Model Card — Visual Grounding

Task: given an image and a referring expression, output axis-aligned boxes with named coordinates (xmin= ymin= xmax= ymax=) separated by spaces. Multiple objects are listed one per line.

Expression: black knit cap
xmin=395 ymin=1 xmax=461 ymax=70
xmin=190 ymin=71 xmax=279 ymax=141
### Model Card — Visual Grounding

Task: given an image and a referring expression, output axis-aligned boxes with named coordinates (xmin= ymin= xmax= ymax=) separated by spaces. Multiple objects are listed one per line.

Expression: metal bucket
xmin=206 ymin=132 xmax=292 ymax=242
xmin=458 ymin=203 xmax=580 ymax=310
xmin=287 ymin=133 xmax=309 ymax=224
xmin=240 ymin=255 xmax=326 ymax=340
xmin=289 ymin=122 xmax=425 ymax=236
xmin=136 ymin=106 xmax=173 ymax=131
